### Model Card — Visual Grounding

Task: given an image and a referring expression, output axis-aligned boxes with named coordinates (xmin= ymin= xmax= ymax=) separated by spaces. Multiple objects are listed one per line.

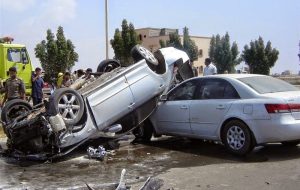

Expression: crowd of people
xmin=0 ymin=67 xmax=94 ymax=108
xmin=57 ymin=68 xmax=94 ymax=88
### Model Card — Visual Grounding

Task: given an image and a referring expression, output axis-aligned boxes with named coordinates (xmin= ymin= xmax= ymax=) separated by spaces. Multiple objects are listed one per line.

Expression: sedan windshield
xmin=238 ymin=76 xmax=299 ymax=94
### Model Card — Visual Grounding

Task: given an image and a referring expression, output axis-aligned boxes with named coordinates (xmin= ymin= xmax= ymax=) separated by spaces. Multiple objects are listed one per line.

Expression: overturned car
xmin=1 ymin=45 xmax=194 ymax=160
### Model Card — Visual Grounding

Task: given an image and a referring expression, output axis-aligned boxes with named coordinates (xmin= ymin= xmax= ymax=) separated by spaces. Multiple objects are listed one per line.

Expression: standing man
xmin=32 ymin=67 xmax=44 ymax=106
xmin=0 ymin=67 xmax=26 ymax=107
xmin=203 ymin=58 xmax=217 ymax=76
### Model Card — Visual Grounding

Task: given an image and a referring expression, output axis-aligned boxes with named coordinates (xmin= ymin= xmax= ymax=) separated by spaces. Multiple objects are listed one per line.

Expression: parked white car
xmin=1 ymin=45 xmax=194 ymax=160
xmin=137 ymin=74 xmax=300 ymax=155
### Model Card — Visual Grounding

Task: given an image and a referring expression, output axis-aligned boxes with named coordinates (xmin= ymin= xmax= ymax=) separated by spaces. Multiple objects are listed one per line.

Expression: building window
xmin=144 ymin=35 xmax=147 ymax=38
xmin=139 ymin=34 xmax=142 ymax=41
xmin=199 ymin=49 xmax=203 ymax=57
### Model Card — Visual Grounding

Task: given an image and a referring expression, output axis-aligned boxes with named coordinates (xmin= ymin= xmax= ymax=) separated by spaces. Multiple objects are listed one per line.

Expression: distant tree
xmin=167 ymin=32 xmax=183 ymax=50
xmin=128 ymin=23 xmax=139 ymax=51
xmin=241 ymin=37 xmax=279 ymax=75
xmin=110 ymin=29 xmax=123 ymax=62
xmin=159 ymin=39 xmax=166 ymax=48
xmin=209 ymin=32 xmax=240 ymax=73
xmin=182 ymin=27 xmax=199 ymax=62
xmin=208 ymin=35 xmax=216 ymax=62
xmin=110 ymin=19 xmax=140 ymax=66
xmin=35 ymin=26 xmax=78 ymax=81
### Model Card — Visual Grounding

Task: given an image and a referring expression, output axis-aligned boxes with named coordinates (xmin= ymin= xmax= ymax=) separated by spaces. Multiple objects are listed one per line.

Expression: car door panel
xmin=190 ymin=79 xmax=239 ymax=138
xmin=190 ymin=100 xmax=232 ymax=138
xmin=87 ymin=76 xmax=134 ymax=128
xmin=154 ymin=100 xmax=192 ymax=134
xmin=124 ymin=62 xmax=163 ymax=108
xmin=153 ymin=79 xmax=199 ymax=135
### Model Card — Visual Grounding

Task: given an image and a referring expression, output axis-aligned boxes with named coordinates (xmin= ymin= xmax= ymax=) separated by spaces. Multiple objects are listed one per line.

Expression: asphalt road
xmin=1 ymin=136 xmax=300 ymax=190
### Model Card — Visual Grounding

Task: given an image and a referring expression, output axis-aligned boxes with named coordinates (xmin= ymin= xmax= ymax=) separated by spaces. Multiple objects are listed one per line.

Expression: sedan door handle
xmin=128 ymin=102 xmax=135 ymax=109
xmin=180 ymin=105 xmax=188 ymax=109
xmin=216 ymin=105 xmax=225 ymax=110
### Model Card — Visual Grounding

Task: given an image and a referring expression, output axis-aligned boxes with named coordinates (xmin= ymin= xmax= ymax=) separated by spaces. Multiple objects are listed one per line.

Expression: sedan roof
xmin=202 ymin=74 xmax=264 ymax=79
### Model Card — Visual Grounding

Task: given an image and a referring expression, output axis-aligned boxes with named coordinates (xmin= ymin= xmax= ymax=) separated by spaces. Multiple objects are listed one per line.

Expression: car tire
xmin=1 ymin=99 xmax=33 ymax=123
xmin=221 ymin=120 xmax=253 ymax=156
xmin=97 ymin=59 xmax=121 ymax=73
xmin=131 ymin=45 xmax=159 ymax=67
xmin=133 ymin=119 xmax=153 ymax=142
xmin=281 ymin=141 xmax=300 ymax=147
xmin=52 ymin=88 xmax=85 ymax=125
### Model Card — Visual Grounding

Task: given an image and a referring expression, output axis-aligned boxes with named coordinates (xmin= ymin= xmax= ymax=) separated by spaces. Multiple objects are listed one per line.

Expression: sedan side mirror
xmin=160 ymin=94 xmax=168 ymax=101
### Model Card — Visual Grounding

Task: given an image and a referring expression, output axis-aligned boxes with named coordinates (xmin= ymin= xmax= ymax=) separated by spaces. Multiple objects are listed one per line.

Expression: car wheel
xmin=52 ymin=88 xmax=84 ymax=125
xmin=133 ymin=119 xmax=153 ymax=142
xmin=1 ymin=99 xmax=33 ymax=123
xmin=222 ymin=120 xmax=253 ymax=155
xmin=281 ymin=141 xmax=300 ymax=147
xmin=97 ymin=59 xmax=121 ymax=73
xmin=131 ymin=45 xmax=158 ymax=67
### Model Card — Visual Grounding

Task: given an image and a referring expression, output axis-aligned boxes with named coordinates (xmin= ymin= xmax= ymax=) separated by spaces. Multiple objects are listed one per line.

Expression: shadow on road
xmin=138 ymin=136 xmax=300 ymax=166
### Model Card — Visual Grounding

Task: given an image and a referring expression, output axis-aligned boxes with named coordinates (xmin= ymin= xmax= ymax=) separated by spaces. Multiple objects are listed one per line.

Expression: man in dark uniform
xmin=31 ymin=67 xmax=44 ymax=106
xmin=0 ymin=67 xmax=26 ymax=107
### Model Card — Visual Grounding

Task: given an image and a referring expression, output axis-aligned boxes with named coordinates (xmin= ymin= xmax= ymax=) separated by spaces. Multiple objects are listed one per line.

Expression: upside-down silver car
xmin=137 ymin=74 xmax=300 ymax=155
xmin=0 ymin=45 xmax=193 ymax=160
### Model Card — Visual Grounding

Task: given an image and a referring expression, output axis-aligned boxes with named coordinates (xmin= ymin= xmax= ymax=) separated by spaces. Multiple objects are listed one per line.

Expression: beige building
xmin=135 ymin=28 xmax=211 ymax=75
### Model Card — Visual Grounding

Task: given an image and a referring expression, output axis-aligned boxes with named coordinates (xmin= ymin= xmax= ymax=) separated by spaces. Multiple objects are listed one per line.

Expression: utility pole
xmin=105 ymin=0 xmax=109 ymax=59
xmin=298 ymin=41 xmax=300 ymax=62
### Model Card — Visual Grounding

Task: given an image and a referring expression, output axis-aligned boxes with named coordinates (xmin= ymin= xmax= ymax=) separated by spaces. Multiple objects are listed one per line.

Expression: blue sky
xmin=0 ymin=0 xmax=299 ymax=74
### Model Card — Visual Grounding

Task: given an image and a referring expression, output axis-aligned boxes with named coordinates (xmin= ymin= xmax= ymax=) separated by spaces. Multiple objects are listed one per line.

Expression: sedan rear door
xmin=189 ymin=78 xmax=240 ymax=138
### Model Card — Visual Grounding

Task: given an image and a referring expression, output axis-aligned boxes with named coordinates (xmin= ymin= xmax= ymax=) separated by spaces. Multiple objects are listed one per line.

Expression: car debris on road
xmin=85 ymin=168 xmax=164 ymax=190
xmin=87 ymin=146 xmax=107 ymax=160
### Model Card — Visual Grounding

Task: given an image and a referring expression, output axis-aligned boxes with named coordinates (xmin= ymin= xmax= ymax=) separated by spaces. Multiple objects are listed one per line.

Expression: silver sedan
xmin=139 ymin=74 xmax=300 ymax=155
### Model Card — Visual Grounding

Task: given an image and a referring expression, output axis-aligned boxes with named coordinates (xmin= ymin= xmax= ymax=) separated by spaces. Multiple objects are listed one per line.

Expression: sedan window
xmin=196 ymin=79 xmax=240 ymax=99
xmin=224 ymin=83 xmax=240 ymax=99
xmin=238 ymin=76 xmax=298 ymax=94
xmin=168 ymin=80 xmax=197 ymax=101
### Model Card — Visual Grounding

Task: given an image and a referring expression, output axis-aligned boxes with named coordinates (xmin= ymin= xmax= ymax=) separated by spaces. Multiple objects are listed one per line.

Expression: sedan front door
xmin=154 ymin=79 xmax=198 ymax=135
xmin=87 ymin=75 xmax=134 ymax=129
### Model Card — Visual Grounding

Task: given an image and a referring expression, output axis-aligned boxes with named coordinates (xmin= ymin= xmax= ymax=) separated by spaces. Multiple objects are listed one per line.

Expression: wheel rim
xmin=226 ymin=125 xmax=246 ymax=150
xmin=7 ymin=105 xmax=31 ymax=122
xmin=57 ymin=93 xmax=81 ymax=121
xmin=103 ymin=63 xmax=119 ymax=72
xmin=138 ymin=46 xmax=157 ymax=63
